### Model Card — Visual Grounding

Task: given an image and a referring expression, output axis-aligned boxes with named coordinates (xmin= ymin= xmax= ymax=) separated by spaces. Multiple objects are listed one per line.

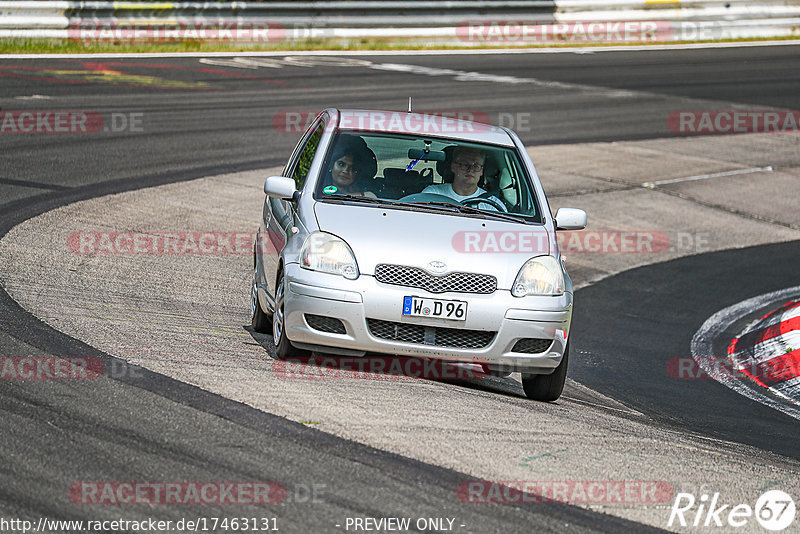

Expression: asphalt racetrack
xmin=1 ymin=45 xmax=799 ymax=533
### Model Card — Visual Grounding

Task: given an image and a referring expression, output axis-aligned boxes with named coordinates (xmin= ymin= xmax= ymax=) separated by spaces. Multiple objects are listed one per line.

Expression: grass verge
xmin=1 ymin=36 xmax=799 ymax=55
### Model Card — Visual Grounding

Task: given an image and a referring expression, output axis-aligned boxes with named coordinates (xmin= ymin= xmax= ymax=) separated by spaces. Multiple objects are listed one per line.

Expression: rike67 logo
xmin=669 ymin=490 xmax=795 ymax=531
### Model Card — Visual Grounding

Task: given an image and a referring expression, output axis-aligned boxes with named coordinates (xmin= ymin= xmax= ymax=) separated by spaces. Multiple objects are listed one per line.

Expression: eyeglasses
xmin=454 ymin=161 xmax=484 ymax=172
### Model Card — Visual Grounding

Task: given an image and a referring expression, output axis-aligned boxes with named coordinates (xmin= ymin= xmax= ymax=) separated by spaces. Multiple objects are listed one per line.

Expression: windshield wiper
xmin=406 ymin=201 xmax=528 ymax=224
xmin=321 ymin=194 xmax=402 ymax=207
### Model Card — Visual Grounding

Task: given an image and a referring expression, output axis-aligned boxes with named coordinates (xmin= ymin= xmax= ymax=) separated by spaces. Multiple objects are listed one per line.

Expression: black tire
xmin=250 ymin=267 xmax=271 ymax=333
xmin=272 ymin=272 xmax=309 ymax=360
xmin=521 ymin=342 xmax=569 ymax=402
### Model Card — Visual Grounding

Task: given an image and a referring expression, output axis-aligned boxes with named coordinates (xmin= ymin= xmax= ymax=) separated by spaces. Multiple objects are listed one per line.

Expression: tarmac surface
xmin=1 ymin=48 xmax=799 ymax=532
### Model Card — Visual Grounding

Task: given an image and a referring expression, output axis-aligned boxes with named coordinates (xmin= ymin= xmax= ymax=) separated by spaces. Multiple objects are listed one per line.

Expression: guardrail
xmin=1 ymin=0 xmax=799 ymax=42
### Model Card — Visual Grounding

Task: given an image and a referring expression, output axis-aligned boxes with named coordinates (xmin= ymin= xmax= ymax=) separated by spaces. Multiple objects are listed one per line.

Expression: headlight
xmin=511 ymin=255 xmax=564 ymax=297
xmin=300 ymin=232 xmax=359 ymax=279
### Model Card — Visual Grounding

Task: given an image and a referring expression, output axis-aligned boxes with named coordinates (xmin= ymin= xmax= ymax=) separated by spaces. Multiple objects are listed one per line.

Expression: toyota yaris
xmin=250 ymin=109 xmax=586 ymax=401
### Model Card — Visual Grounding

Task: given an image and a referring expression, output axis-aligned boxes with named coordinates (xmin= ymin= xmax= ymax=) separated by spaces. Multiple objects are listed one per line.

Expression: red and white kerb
xmin=727 ymin=301 xmax=800 ymax=400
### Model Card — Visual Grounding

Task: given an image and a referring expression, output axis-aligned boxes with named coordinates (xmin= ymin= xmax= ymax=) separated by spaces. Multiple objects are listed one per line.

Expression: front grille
xmin=374 ymin=264 xmax=496 ymax=294
xmin=434 ymin=326 xmax=496 ymax=349
xmin=367 ymin=319 xmax=495 ymax=349
xmin=511 ymin=338 xmax=552 ymax=354
xmin=305 ymin=314 xmax=346 ymax=334
xmin=367 ymin=319 xmax=425 ymax=344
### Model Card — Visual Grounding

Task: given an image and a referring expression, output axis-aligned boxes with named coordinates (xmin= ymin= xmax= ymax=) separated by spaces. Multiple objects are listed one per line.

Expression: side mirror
xmin=554 ymin=208 xmax=587 ymax=230
xmin=264 ymin=176 xmax=298 ymax=200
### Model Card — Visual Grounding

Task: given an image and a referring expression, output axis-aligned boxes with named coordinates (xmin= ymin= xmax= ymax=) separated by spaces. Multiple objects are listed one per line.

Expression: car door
xmin=259 ymin=116 xmax=327 ymax=305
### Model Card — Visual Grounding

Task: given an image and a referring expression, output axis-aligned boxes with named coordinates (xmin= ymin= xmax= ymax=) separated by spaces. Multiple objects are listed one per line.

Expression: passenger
xmin=325 ymin=135 xmax=377 ymax=197
xmin=422 ymin=146 xmax=506 ymax=211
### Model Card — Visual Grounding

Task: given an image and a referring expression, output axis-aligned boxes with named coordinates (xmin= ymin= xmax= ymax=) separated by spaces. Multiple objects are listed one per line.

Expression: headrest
xmin=436 ymin=145 xmax=458 ymax=183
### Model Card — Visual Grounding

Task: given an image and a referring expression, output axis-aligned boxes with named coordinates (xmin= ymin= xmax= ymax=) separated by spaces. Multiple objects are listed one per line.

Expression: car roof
xmin=327 ymin=108 xmax=516 ymax=148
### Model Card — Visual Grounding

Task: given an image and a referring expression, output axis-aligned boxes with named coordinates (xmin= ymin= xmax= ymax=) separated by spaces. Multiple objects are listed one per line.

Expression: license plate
xmin=402 ymin=296 xmax=467 ymax=321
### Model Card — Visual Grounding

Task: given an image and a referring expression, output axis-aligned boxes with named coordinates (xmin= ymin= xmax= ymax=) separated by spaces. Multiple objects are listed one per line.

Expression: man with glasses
xmin=421 ymin=146 xmax=507 ymax=211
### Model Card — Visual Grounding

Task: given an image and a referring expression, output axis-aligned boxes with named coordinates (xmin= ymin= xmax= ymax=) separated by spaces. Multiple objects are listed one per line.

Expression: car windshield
xmin=313 ymin=131 xmax=542 ymax=223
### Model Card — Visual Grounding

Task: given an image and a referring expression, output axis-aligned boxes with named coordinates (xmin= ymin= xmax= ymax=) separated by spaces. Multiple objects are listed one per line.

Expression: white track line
xmin=691 ymin=285 xmax=800 ymax=421
xmin=2 ymin=39 xmax=800 ymax=60
xmin=643 ymin=166 xmax=773 ymax=188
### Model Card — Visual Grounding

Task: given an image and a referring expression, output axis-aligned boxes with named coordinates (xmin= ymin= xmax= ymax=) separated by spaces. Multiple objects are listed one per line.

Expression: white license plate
xmin=402 ymin=296 xmax=467 ymax=321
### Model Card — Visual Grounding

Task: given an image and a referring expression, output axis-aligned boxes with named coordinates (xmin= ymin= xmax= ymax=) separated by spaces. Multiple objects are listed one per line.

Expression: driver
xmin=421 ymin=146 xmax=506 ymax=212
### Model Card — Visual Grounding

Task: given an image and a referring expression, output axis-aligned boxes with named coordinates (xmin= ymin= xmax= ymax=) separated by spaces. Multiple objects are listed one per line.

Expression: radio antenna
xmin=408 ymin=97 xmax=412 ymax=112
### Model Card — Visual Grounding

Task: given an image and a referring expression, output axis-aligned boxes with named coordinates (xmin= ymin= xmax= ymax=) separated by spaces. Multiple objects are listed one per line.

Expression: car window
xmin=315 ymin=132 xmax=541 ymax=222
xmin=290 ymin=121 xmax=325 ymax=189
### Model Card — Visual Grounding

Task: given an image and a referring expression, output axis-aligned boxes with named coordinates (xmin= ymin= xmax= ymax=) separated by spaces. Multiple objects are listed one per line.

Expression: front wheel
xmin=273 ymin=272 xmax=309 ymax=360
xmin=250 ymin=268 xmax=271 ymax=333
xmin=521 ymin=343 xmax=569 ymax=402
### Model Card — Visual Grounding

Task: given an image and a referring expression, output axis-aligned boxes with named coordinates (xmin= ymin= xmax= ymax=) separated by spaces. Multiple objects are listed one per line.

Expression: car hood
xmin=313 ymin=202 xmax=553 ymax=289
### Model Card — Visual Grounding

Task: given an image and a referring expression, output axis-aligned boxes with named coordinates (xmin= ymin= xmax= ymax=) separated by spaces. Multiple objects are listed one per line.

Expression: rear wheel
xmin=273 ymin=272 xmax=309 ymax=360
xmin=521 ymin=343 xmax=569 ymax=402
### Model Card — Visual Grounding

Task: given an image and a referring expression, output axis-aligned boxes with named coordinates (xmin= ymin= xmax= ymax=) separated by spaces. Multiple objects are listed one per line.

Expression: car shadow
xmin=244 ymin=324 xmax=529 ymax=399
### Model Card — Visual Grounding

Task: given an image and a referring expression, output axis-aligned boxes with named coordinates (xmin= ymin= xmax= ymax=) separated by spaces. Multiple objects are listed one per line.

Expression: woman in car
xmin=325 ymin=135 xmax=377 ymax=197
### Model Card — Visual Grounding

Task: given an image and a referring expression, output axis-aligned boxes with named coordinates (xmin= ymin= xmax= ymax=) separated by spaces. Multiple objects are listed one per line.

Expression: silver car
xmin=250 ymin=109 xmax=586 ymax=401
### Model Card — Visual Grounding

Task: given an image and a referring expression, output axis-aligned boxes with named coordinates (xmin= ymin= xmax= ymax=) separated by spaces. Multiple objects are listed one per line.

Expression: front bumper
xmin=282 ymin=263 xmax=572 ymax=373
